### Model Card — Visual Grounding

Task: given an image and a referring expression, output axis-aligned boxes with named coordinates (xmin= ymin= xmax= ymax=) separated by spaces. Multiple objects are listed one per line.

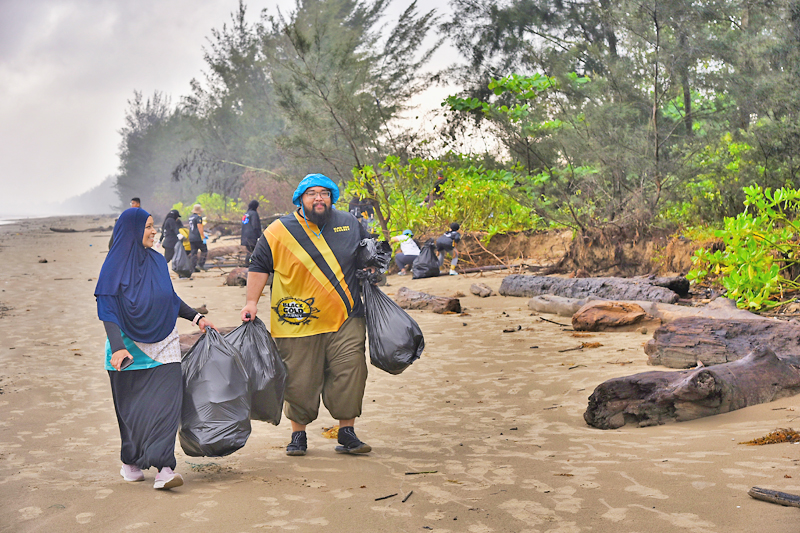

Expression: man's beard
xmin=305 ymin=203 xmax=331 ymax=227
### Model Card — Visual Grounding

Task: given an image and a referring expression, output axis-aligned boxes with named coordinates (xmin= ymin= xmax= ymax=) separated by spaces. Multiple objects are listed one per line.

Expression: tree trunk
xmin=499 ymin=274 xmax=684 ymax=302
xmin=644 ymin=317 xmax=800 ymax=368
xmin=584 ymin=346 xmax=800 ymax=429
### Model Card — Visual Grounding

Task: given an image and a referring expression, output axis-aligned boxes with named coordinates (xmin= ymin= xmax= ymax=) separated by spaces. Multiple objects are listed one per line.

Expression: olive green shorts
xmin=274 ymin=316 xmax=367 ymax=425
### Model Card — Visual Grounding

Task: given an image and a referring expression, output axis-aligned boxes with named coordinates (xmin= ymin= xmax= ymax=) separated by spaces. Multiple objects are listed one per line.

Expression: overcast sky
xmin=0 ymin=0 xmax=455 ymax=216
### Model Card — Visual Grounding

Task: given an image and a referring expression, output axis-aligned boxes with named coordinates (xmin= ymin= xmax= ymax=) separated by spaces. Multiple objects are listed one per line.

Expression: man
xmin=240 ymin=200 xmax=262 ymax=264
xmin=436 ymin=222 xmax=462 ymax=275
xmin=241 ymin=173 xmax=372 ymax=456
xmin=130 ymin=197 xmax=141 ymax=208
xmin=187 ymin=204 xmax=207 ymax=272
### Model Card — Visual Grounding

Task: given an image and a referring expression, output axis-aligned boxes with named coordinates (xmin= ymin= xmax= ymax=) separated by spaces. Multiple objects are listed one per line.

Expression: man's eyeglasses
xmin=304 ymin=190 xmax=332 ymax=199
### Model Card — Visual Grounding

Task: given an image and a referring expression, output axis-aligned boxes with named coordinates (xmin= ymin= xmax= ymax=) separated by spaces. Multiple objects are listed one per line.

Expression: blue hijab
xmin=95 ymin=208 xmax=180 ymax=343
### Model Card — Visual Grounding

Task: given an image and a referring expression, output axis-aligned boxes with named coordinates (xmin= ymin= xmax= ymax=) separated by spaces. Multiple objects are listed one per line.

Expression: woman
xmin=95 ymin=208 xmax=214 ymax=490
xmin=159 ymin=209 xmax=181 ymax=263
xmin=390 ymin=229 xmax=420 ymax=275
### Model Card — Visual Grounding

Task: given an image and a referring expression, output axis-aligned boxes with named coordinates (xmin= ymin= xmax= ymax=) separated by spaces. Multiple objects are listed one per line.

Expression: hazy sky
xmin=0 ymin=0 xmax=454 ymax=215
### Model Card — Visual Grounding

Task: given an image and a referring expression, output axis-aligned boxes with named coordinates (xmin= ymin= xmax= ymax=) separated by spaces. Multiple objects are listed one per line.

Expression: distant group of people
xmin=390 ymin=222 xmax=462 ymax=276
xmin=97 ymin=176 xmax=375 ymax=491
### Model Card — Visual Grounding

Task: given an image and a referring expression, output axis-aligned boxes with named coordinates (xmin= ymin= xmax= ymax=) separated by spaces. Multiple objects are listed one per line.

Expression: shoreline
xmin=1 ymin=214 xmax=799 ymax=532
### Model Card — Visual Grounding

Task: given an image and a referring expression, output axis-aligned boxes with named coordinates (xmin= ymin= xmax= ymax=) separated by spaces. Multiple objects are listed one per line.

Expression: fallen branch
xmin=748 ymin=487 xmax=800 ymax=508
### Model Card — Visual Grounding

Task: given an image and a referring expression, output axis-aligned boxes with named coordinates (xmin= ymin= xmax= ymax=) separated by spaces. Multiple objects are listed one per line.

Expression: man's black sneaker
xmin=286 ymin=431 xmax=307 ymax=456
xmin=335 ymin=426 xmax=371 ymax=454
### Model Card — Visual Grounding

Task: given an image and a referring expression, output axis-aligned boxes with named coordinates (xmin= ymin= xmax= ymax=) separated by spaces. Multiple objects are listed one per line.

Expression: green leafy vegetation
xmin=687 ymin=186 xmax=800 ymax=310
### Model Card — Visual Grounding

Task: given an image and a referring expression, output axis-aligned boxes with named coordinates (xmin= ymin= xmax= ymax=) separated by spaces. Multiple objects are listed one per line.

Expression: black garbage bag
xmin=411 ymin=241 xmax=440 ymax=279
xmin=360 ymin=276 xmax=424 ymax=374
xmin=356 ymin=238 xmax=392 ymax=272
xmin=180 ymin=328 xmax=251 ymax=457
xmin=172 ymin=241 xmax=192 ymax=277
xmin=225 ymin=317 xmax=287 ymax=425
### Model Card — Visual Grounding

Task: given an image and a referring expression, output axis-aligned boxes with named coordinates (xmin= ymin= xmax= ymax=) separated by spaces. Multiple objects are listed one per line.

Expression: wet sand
xmin=1 ymin=215 xmax=799 ymax=532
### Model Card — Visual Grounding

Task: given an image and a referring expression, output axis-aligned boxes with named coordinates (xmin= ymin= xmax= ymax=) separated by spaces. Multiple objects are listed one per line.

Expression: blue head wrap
xmin=403 ymin=229 xmax=413 ymax=236
xmin=292 ymin=173 xmax=340 ymax=206
xmin=95 ymin=208 xmax=181 ymax=343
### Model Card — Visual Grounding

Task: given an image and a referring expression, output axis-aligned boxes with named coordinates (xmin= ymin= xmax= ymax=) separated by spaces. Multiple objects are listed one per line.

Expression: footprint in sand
xmin=75 ymin=512 xmax=94 ymax=524
xmin=95 ymin=489 xmax=113 ymax=499
xmin=425 ymin=510 xmax=446 ymax=520
xmin=620 ymin=473 xmax=668 ymax=500
xmin=18 ymin=507 xmax=42 ymax=520
xmin=599 ymin=499 xmax=628 ymax=522
xmin=180 ymin=500 xmax=218 ymax=522
xmin=122 ymin=523 xmax=150 ymax=530
xmin=468 ymin=523 xmax=495 ymax=533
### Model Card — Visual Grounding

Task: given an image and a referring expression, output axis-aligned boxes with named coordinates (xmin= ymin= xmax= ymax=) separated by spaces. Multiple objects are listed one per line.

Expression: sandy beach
xmin=2 ymin=215 xmax=800 ymax=532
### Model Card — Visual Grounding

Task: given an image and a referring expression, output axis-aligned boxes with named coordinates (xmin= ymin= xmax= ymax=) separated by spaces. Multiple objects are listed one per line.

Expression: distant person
xmin=436 ymin=222 xmax=462 ymax=276
xmin=109 ymin=198 xmax=142 ymax=249
xmin=240 ymin=200 xmax=262 ymax=264
xmin=390 ymin=229 xmax=420 ymax=276
xmin=159 ymin=209 xmax=181 ymax=263
xmin=187 ymin=204 xmax=207 ymax=272
xmin=348 ymin=196 xmax=374 ymax=233
xmin=425 ymin=170 xmax=447 ymax=207
xmin=95 ymin=207 xmax=214 ymax=490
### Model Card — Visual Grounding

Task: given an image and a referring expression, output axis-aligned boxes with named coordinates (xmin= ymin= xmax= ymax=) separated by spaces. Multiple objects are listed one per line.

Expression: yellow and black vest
xmin=249 ymin=209 xmax=368 ymax=338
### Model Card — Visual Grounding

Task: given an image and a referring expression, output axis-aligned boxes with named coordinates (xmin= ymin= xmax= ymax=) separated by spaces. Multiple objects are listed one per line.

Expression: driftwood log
xmin=572 ymin=301 xmax=659 ymax=332
xmin=584 ymin=346 xmax=800 ymax=429
xmin=528 ymin=295 xmax=758 ymax=321
xmin=207 ymin=245 xmax=248 ymax=260
xmin=748 ymin=487 xmax=800 ymax=508
xmin=50 ymin=226 xmax=114 ymax=233
xmin=395 ymin=287 xmax=461 ymax=314
xmin=644 ymin=317 xmax=800 ymax=368
xmin=225 ymin=267 xmax=249 ymax=287
xmin=499 ymin=275 xmax=684 ymax=303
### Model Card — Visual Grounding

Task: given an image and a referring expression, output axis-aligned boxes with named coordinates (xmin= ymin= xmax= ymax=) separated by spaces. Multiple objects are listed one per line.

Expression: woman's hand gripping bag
xmin=360 ymin=277 xmax=425 ymax=374
xmin=225 ymin=317 xmax=287 ymax=425
xmin=180 ymin=328 xmax=251 ymax=457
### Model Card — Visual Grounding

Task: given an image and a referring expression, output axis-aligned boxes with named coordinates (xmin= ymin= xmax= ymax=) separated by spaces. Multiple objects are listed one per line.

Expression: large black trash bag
xmin=411 ymin=241 xmax=440 ymax=279
xmin=180 ymin=328 xmax=251 ymax=457
xmin=171 ymin=241 xmax=192 ymax=277
xmin=359 ymin=274 xmax=425 ymax=374
xmin=225 ymin=317 xmax=287 ymax=424
xmin=356 ymin=238 xmax=392 ymax=272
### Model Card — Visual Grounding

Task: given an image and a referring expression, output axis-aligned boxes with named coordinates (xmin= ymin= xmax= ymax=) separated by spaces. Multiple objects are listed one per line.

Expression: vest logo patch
xmin=333 ymin=226 xmax=350 ymax=233
xmin=273 ymin=297 xmax=319 ymax=325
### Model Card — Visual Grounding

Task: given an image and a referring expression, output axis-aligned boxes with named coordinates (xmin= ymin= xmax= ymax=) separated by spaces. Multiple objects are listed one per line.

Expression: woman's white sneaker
xmin=120 ymin=464 xmax=145 ymax=482
xmin=153 ymin=466 xmax=183 ymax=490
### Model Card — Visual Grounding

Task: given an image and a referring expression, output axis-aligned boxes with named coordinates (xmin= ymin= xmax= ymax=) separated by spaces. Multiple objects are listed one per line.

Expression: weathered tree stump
xmin=499 ymin=275 xmax=682 ymax=303
xmin=644 ymin=317 xmax=800 ymax=368
xmin=584 ymin=346 xmax=800 ymax=429
xmin=572 ymin=301 xmax=656 ymax=331
xmin=470 ymin=283 xmax=493 ymax=298
xmin=225 ymin=267 xmax=249 ymax=287
xmin=395 ymin=286 xmax=461 ymax=314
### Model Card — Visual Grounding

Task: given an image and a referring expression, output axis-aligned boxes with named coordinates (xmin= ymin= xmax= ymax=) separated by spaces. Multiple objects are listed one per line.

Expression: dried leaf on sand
xmin=740 ymin=428 xmax=800 ymax=445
